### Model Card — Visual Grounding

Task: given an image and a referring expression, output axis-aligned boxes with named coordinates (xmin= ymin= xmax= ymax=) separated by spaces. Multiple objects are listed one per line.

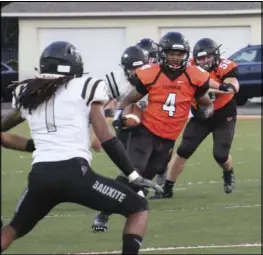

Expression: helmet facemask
xmin=194 ymin=45 xmax=221 ymax=72
xmin=195 ymin=54 xmax=215 ymax=71
xmin=161 ymin=49 xmax=189 ymax=71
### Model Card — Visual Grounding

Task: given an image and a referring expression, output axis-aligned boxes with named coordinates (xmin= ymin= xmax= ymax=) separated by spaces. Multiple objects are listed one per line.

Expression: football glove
xmin=112 ymin=109 xmax=124 ymax=131
xmin=128 ymin=171 xmax=164 ymax=194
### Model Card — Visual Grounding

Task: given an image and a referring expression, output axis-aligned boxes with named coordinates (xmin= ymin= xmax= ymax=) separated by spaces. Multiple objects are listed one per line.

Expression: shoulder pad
xmin=136 ymin=64 xmax=161 ymax=85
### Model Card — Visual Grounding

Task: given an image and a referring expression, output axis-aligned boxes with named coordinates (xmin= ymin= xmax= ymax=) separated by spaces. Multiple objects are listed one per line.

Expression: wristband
xmin=128 ymin=171 xmax=140 ymax=182
xmin=26 ymin=139 xmax=36 ymax=152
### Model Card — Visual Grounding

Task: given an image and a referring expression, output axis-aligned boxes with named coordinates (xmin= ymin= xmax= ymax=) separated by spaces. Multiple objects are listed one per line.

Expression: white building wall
xmin=19 ymin=14 xmax=261 ymax=80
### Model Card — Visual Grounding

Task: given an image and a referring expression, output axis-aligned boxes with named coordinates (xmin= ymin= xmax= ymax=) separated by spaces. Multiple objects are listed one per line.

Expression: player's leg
xmin=1 ymin=162 xmax=62 ymax=252
xmin=153 ymin=140 xmax=174 ymax=190
xmin=143 ymin=139 xmax=174 ymax=199
xmin=156 ymin=168 xmax=168 ymax=187
xmin=92 ymin=125 xmax=154 ymax=232
xmin=69 ymin=158 xmax=148 ymax=255
xmin=154 ymin=118 xmax=211 ymax=199
xmin=212 ymin=117 xmax=236 ymax=193
xmin=116 ymin=127 xmax=155 ymax=195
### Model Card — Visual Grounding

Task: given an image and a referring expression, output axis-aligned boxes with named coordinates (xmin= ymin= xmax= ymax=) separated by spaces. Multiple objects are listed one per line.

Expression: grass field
xmin=1 ymin=119 xmax=261 ymax=254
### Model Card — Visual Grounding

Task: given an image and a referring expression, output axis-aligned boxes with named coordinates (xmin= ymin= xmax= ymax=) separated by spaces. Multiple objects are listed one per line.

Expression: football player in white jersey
xmin=1 ymin=41 xmax=163 ymax=254
xmin=136 ymin=38 xmax=159 ymax=64
xmin=91 ymin=45 xmax=149 ymax=152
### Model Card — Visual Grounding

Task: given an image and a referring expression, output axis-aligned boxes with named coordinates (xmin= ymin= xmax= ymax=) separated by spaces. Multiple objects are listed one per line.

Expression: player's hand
xmin=132 ymin=176 xmax=164 ymax=194
xmin=219 ymin=83 xmax=237 ymax=93
xmin=196 ymin=104 xmax=214 ymax=119
xmin=128 ymin=171 xmax=164 ymax=194
xmin=91 ymin=137 xmax=101 ymax=152
xmin=112 ymin=109 xmax=124 ymax=131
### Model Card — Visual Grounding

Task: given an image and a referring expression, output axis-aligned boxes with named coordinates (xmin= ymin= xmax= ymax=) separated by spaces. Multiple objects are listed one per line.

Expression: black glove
xmin=219 ymin=83 xmax=237 ymax=93
xmin=112 ymin=109 xmax=124 ymax=131
xmin=128 ymin=171 xmax=164 ymax=194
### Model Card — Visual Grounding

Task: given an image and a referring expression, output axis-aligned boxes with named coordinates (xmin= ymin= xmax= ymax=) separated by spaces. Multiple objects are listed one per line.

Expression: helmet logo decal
xmin=133 ymin=61 xmax=144 ymax=67
xmin=57 ymin=65 xmax=71 ymax=73
xmin=172 ymin=44 xmax=184 ymax=49
xmin=197 ymin=51 xmax=208 ymax=57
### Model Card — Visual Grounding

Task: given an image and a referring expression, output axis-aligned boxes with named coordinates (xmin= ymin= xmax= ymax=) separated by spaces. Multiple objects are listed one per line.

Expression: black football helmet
xmin=40 ymin=41 xmax=84 ymax=77
xmin=136 ymin=38 xmax=159 ymax=63
xmin=121 ymin=45 xmax=148 ymax=81
xmin=193 ymin=38 xmax=221 ymax=71
xmin=158 ymin=32 xmax=190 ymax=70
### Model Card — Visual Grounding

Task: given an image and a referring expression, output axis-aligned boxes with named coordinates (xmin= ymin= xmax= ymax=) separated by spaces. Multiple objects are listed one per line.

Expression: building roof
xmin=2 ymin=1 xmax=261 ymax=17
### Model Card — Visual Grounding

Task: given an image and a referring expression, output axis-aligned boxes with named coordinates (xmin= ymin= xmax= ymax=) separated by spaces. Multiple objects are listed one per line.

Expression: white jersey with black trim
xmin=104 ymin=67 xmax=133 ymax=100
xmin=12 ymin=74 xmax=109 ymax=165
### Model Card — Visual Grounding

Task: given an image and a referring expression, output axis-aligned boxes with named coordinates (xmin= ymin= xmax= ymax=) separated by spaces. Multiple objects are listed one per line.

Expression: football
xmin=122 ymin=103 xmax=143 ymax=128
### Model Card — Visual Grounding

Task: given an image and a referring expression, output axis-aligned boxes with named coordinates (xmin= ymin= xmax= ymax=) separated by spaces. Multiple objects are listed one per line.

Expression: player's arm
xmin=88 ymin=80 xmax=162 ymax=192
xmin=113 ymin=75 xmax=147 ymax=128
xmin=194 ymin=78 xmax=214 ymax=119
xmin=1 ymin=109 xmax=25 ymax=132
xmin=117 ymin=88 xmax=145 ymax=110
xmin=90 ymin=102 xmax=153 ymax=187
xmin=222 ymin=76 xmax=239 ymax=93
xmin=209 ymin=65 xmax=239 ymax=93
xmin=2 ymin=84 xmax=27 ymax=132
xmin=84 ymin=79 xmax=137 ymax=177
xmin=208 ymin=79 xmax=234 ymax=94
xmin=1 ymin=132 xmax=35 ymax=152
xmin=91 ymin=98 xmax=117 ymax=152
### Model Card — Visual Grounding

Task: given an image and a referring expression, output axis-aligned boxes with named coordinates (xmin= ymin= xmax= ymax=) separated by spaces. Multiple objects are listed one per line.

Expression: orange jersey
xmin=136 ymin=64 xmax=210 ymax=140
xmin=191 ymin=58 xmax=237 ymax=110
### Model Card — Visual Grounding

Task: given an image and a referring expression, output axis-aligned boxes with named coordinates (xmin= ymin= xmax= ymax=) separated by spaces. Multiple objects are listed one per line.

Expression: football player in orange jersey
xmin=91 ymin=32 xmax=234 ymax=231
xmin=152 ymin=38 xmax=239 ymax=199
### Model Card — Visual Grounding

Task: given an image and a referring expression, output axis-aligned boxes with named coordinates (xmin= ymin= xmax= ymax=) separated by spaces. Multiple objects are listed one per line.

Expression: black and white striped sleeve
xmin=105 ymin=71 xmax=120 ymax=99
xmin=81 ymin=77 xmax=109 ymax=106
xmin=12 ymin=84 xmax=25 ymax=110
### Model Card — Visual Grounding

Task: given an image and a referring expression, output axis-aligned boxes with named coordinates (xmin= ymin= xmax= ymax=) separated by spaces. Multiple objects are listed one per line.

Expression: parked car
xmin=1 ymin=62 xmax=18 ymax=102
xmin=228 ymin=44 xmax=262 ymax=106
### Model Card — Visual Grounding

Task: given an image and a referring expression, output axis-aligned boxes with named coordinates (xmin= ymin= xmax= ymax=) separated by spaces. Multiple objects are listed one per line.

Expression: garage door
xmin=160 ymin=27 xmax=251 ymax=58
xmin=38 ymin=28 xmax=126 ymax=77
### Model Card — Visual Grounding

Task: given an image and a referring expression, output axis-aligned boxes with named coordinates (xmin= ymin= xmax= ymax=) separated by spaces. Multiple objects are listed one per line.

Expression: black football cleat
xmin=91 ymin=212 xmax=109 ymax=232
xmin=222 ymin=170 xmax=235 ymax=194
xmin=149 ymin=189 xmax=173 ymax=200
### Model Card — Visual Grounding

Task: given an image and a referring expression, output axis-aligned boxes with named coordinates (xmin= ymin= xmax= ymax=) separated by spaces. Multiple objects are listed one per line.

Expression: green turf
xmin=1 ymin=120 xmax=261 ymax=254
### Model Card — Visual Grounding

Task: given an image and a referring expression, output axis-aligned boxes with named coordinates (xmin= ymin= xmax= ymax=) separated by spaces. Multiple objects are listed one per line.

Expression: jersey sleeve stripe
xmin=13 ymin=85 xmax=24 ymax=110
xmin=110 ymin=72 xmax=120 ymax=98
xmin=12 ymin=88 xmax=18 ymax=109
xmin=86 ymin=80 xmax=103 ymax=106
xmin=81 ymin=77 xmax=93 ymax=99
xmin=105 ymin=74 xmax=115 ymax=98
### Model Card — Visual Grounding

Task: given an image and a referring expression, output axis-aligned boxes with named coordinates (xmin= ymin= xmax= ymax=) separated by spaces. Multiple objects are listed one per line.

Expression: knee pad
xmin=213 ymin=153 xmax=228 ymax=164
xmin=177 ymin=144 xmax=195 ymax=159
xmin=136 ymin=195 xmax=148 ymax=212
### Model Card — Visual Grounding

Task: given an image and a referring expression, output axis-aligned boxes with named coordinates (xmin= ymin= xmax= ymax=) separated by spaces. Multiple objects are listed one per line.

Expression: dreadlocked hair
xmin=12 ymin=75 xmax=74 ymax=114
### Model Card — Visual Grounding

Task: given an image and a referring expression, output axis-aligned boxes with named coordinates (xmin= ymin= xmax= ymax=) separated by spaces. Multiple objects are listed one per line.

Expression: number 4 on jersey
xmin=163 ymin=93 xmax=176 ymax=117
